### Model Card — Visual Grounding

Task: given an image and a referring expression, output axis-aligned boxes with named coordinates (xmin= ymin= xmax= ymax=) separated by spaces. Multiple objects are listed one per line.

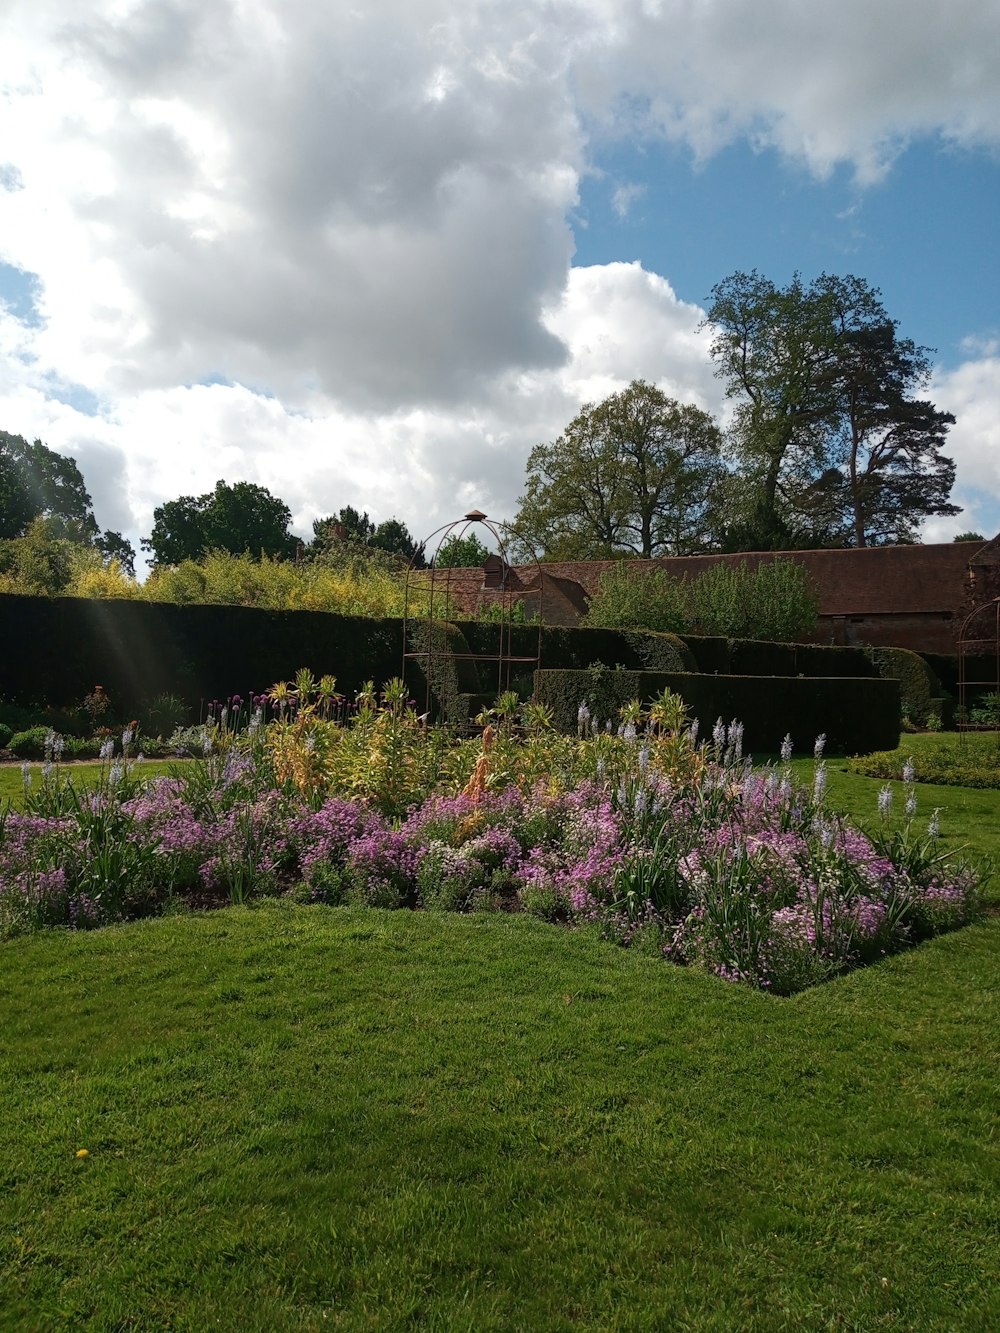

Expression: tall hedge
xmin=0 ymin=595 xmax=403 ymax=715
xmin=535 ymin=668 xmax=900 ymax=755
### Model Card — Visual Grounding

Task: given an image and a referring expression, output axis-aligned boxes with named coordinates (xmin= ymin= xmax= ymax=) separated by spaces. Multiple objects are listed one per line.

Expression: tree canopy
xmin=0 ymin=430 xmax=136 ymax=574
xmin=309 ymin=508 xmax=425 ymax=566
xmin=512 ymin=380 xmax=724 ymax=559
xmin=704 ymin=271 xmax=959 ymax=548
xmin=142 ymin=480 xmax=296 ymax=565
xmin=434 ymin=530 xmax=490 ymax=568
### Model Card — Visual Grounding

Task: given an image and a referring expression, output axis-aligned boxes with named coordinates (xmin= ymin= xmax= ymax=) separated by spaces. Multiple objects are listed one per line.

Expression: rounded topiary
xmin=872 ymin=648 xmax=941 ymax=726
xmin=8 ymin=726 xmax=52 ymax=758
xmin=624 ymin=629 xmax=698 ymax=674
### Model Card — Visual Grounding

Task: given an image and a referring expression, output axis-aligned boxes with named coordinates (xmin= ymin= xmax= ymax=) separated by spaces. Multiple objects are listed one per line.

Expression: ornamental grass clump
xmin=0 ymin=678 xmax=985 ymax=994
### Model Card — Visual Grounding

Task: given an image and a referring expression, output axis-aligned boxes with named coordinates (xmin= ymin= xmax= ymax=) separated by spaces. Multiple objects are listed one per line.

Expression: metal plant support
xmin=402 ymin=511 xmax=542 ymax=725
xmin=957 ymin=595 xmax=1000 ymax=745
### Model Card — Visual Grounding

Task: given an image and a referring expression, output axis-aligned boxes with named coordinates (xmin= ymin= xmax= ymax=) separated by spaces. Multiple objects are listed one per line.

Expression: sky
xmin=1 ymin=0 xmax=998 ymax=571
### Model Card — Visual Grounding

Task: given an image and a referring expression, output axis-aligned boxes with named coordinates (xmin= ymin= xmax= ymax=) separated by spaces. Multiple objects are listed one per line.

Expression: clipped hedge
xmin=535 ymin=669 xmax=900 ymax=755
xmin=0 ymin=594 xmax=404 ymax=717
xmin=405 ymin=620 xmax=482 ymax=718
xmin=794 ymin=644 xmax=877 ymax=679
xmin=680 ymin=636 xmax=731 ymax=674
xmin=870 ymin=648 xmax=942 ymax=726
xmin=727 ymin=640 xmax=798 ymax=678
xmin=459 ymin=622 xmax=695 ymax=674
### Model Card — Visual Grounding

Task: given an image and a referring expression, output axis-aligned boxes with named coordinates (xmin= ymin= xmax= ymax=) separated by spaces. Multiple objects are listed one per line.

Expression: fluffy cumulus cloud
xmin=924 ymin=353 xmax=1000 ymax=540
xmin=0 ymin=0 xmax=998 ymax=554
xmin=575 ymin=0 xmax=1000 ymax=182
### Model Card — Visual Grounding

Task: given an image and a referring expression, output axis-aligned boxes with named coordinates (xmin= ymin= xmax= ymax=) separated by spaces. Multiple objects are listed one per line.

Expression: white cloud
xmin=933 ymin=354 xmax=1000 ymax=501
xmin=575 ymin=0 xmax=1000 ymax=184
xmin=0 ymin=0 xmax=997 ymax=560
xmin=611 ymin=181 xmax=646 ymax=218
xmin=0 ymin=262 xmax=719 ymax=557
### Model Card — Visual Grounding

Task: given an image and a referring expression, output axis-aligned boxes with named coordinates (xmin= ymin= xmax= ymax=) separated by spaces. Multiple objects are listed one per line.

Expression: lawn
xmin=2 ymin=734 xmax=999 ymax=1330
xmin=2 ymin=903 xmax=999 ymax=1331
xmin=0 ymin=759 xmax=183 ymax=808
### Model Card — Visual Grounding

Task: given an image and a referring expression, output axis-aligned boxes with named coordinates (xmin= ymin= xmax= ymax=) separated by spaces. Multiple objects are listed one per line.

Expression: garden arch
xmin=402 ymin=511 xmax=542 ymax=724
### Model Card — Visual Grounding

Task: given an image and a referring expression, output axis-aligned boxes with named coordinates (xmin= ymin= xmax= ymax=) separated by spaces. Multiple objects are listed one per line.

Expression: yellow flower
xmin=75 ymin=1148 xmax=90 ymax=1159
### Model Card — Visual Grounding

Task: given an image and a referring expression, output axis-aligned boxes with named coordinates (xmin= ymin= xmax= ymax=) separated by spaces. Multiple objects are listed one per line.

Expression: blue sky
xmin=575 ymin=138 xmax=999 ymax=371
xmin=0 ymin=0 xmax=998 ymax=562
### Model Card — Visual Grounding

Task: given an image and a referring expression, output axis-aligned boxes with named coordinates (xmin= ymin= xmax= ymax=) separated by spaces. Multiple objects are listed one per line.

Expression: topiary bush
xmin=871 ymin=648 xmax=942 ymax=727
xmin=8 ymin=727 xmax=53 ymax=758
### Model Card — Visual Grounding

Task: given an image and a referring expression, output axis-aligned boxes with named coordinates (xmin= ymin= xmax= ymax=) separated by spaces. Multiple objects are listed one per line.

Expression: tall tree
xmin=309 ymin=510 xmax=425 ymax=566
xmin=704 ymin=272 xmax=960 ymax=548
xmin=0 ymin=430 xmax=99 ymax=542
xmin=142 ymin=480 xmax=296 ymax=565
xmin=827 ymin=312 xmax=958 ymax=545
xmin=513 ymin=380 xmax=724 ymax=559
xmin=434 ymin=530 xmax=490 ymax=567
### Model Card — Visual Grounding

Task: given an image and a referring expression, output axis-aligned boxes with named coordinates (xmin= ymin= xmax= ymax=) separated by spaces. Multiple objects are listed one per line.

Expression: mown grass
xmin=2 ymin=902 xmax=999 ymax=1331
xmin=0 ymin=760 xmax=183 ymax=809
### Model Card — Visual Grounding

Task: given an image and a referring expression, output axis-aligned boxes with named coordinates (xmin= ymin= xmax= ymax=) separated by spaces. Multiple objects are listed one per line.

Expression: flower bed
xmin=0 ymin=680 xmax=983 ymax=994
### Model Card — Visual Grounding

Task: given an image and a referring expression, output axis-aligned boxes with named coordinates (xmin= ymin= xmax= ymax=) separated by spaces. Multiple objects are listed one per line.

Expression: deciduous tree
xmin=513 ymin=381 xmax=724 ymax=559
xmin=142 ymin=480 xmax=296 ymax=565
xmin=704 ymin=272 xmax=960 ymax=548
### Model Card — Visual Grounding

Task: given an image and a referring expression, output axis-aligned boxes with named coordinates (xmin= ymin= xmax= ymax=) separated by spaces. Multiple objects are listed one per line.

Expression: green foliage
xmin=8 ymin=727 xmax=57 ymax=758
xmin=623 ymin=629 xmax=697 ymax=673
xmin=141 ymin=693 xmax=190 ymax=738
xmin=704 ymin=271 xmax=959 ymax=549
xmin=513 ymin=379 xmax=724 ymax=559
xmin=583 ymin=562 xmax=690 ymax=632
xmin=871 ymin=648 xmax=941 ymax=726
xmin=0 ymin=722 xmax=11 ymax=749
xmin=953 ymin=532 xmax=986 ymax=543
xmin=585 ymin=558 xmax=820 ymax=641
xmin=406 ymin=620 xmax=481 ymax=720
xmin=143 ymin=479 xmax=297 ymax=565
xmin=0 ymin=517 xmax=78 ymax=594
xmin=434 ymin=530 xmax=491 ymax=568
xmin=310 ymin=509 xmax=425 ymax=567
xmin=727 ymin=640 xmax=797 ymax=677
xmin=0 ymin=430 xmax=100 ymax=543
xmin=850 ymin=734 xmax=1000 ymax=789
xmin=967 ymin=692 xmax=1000 ymax=726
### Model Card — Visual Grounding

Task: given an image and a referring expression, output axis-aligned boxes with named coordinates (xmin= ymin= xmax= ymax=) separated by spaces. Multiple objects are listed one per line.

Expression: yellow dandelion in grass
xmin=75 ymin=1149 xmax=90 ymax=1159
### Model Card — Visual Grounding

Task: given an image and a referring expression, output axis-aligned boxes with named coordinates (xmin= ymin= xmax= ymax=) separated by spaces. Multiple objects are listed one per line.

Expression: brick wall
xmin=433 ymin=541 xmax=993 ymax=654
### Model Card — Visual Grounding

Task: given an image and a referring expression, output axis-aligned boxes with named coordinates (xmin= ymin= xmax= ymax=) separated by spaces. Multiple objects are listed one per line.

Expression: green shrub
xmin=623 ymin=630 xmax=696 ymax=674
xmin=850 ymin=737 xmax=1000 ymax=788
xmin=871 ymin=648 xmax=942 ymax=726
xmin=0 ymin=722 xmax=11 ymax=749
xmin=406 ymin=620 xmax=481 ymax=720
xmin=583 ymin=559 xmax=819 ymax=642
xmin=8 ymin=726 xmax=53 ymax=758
xmin=687 ymin=560 xmax=820 ymax=641
xmin=141 ymin=693 xmax=190 ymax=738
xmin=582 ymin=563 xmax=690 ymax=633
